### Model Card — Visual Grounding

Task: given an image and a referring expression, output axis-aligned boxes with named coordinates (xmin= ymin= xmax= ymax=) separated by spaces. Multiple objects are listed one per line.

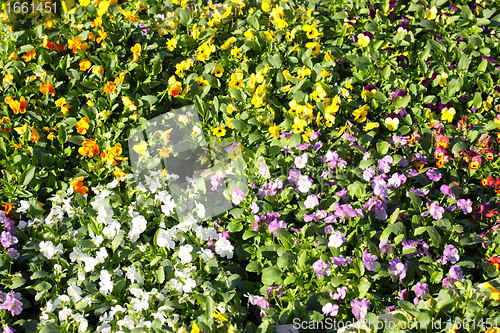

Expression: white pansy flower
xmin=215 ymin=239 xmax=234 ymax=259
xmin=128 ymin=229 xmax=141 ymax=243
xmin=125 ymin=266 xmax=144 ymax=285
xmin=196 ymin=202 xmax=206 ymax=219
xmin=39 ymin=241 xmax=63 ymax=259
xmin=96 ymin=247 xmax=108 ymax=263
xmin=17 ymin=200 xmax=30 ymax=213
xmin=107 ymin=179 xmax=119 ymax=189
xmin=102 ymin=225 xmax=117 ymax=239
xmin=161 ymin=196 xmax=176 ymax=216
xmin=178 ymin=244 xmax=193 ymax=264
xmin=157 ymin=229 xmax=175 ymax=249
xmin=58 ymin=307 xmax=72 ymax=321
xmin=197 ymin=248 xmax=214 ymax=262
xmin=182 ymin=278 xmax=196 ymax=293
xmin=169 ymin=279 xmax=183 ymax=294
xmin=68 ymin=283 xmax=82 ymax=303
xmin=117 ymin=315 xmax=135 ymax=330
xmin=131 ymin=215 xmax=147 ymax=233
xmin=83 ymin=257 xmax=98 ymax=272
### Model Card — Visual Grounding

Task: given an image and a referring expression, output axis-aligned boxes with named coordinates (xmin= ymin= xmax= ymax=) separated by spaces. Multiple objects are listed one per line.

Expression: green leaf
xmin=31 ymin=271 xmax=49 ymax=280
xmin=462 ymin=5 xmax=473 ymax=20
xmin=268 ymin=54 xmax=281 ymax=69
xmin=40 ymin=325 xmax=61 ymax=333
xmin=395 ymin=95 xmax=411 ymax=108
xmin=178 ymin=8 xmax=192 ymax=26
xmin=230 ymin=119 xmax=247 ymax=132
xmin=11 ymin=277 xmax=27 ymax=288
xmin=427 ymin=226 xmax=441 ymax=247
xmin=246 ymin=261 xmax=262 ymax=273
xmin=112 ymin=232 xmax=124 ymax=252
xmin=227 ymin=221 xmax=243 ymax=233
xmin=229 ymin=88 xmax=245 ymax=102
xmin=433 ymin=218 xmax=451 ymax=230
xmin=348 ymin=181 xmax=365 ymax=199
xmin=246 ymin=15 xmax=259 ymax=30
xmin=249 ymin=132 xmax=263 ymax=144
xmin=358 ymin=279 xmax=371 ymax=298
xmin=157 ymin=266 xmax=165 ymax=284
xmin=389 ymin=208 xmax=400 ymax=224
xmin=34 ymin=281 xmax=52 ymax=292
xmin=388 ymin=222 xmax=405 ymax=235
xmin=262 ymin=267 xmax=281 ymax=285
xmin=353 ymin=56 xmax=371 ymax=70
xmin=141 ymin=95 xmax=158 ymax=107
xmin=20 ymin=166 xmax=35 ymax=186
xmin=108 ymin=4 xmax=119 ymax=15
xmin=77 ymin=239 xmax=95 ymax=249
xmin=152 ymin=57 xmax=162 ymax=75
xmin=409 ymin=192 xmax=422 ymax=211
xmin=377 ymin=141 xmax=390 ymax=155
xmin=478 ymin=59 xmax=488 ymax=73
xmin=414 ymin=227 xmax=427 ymax=237
xmin=277 ymin=253 xmax=295 ymax=269
xmin=58 ymin=125 xmax=67 ymax=144
xmin=457 ymin=53 xmax=470 ymax=72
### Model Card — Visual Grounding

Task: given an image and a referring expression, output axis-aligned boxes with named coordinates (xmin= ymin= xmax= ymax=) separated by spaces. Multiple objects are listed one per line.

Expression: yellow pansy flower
xmin=357 ymin=34 xmax=370 ymax=47
xmin=133 ymin=141 xmax=148 ymax=155
xmin=385 ymin=117 xmax=399 ymax=131
xmin=352 ymin=105 xmax=369 ymax=122
xmin=441 ymin=107 xmax=455 ymax=123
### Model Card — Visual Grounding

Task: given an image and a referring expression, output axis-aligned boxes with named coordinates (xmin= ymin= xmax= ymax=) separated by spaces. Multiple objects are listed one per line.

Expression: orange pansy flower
xmin=96 ymin=29 xmax=107 ymax=44
xmin=79 ymin=59 xmax=91 ymax=71
xmin=23 ymin=50 xmax=36 ymax=62
xmin=103 ymin=81 xmax=116 ymax=94
xmin=75 ymin=117 xmax=90 ymax=135
xmin=31 ymin=127 xmax=40 ymax=143
xmin=39 ymin=81 xmax=55 ymax=94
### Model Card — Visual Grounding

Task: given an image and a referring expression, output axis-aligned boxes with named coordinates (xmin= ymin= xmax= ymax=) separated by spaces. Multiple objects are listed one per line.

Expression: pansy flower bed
xmin=1 ymin=0 xmax=500 ymax=332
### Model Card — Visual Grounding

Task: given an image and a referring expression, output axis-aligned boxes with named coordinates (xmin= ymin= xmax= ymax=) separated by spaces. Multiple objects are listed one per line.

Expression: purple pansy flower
xmin=0 ymin=291 xmax=23 ymax=316
xmin=210 ymin=173 xmax=223 ymax=191
xmin=363 ymin=168 xmax=376 ymax=181
xmin=429 ymin=202 xmax=445 ymax=220
xmin=440 ymin=244 xmax=460 ymax=265
xmin=378 ymin=155 xmax=394 ymax=174
xmin=322 ymin=302 xmax=339 ymax=317
xmin=351 ymin=298 xmax=370 ymax=320
xmin=312 ymin=259 xmax=331 ymax=278
xmin=449 ymin=265 xmax=464 ymax=281
xmin=268 ymin=220 xmax=287 ymax=237
xmin=294 ymin=153 xmax=309 ymax=169
xmin=231 ymin=189 xmax=246 ymax=205
xmin=362 ymin=249 xmax=379 ymax=272
xmin=414 ymin=282 xmax=429 ymax=297
xmin=296 ymin=143 xmax=310 ymax=150
xmin=457 ymin=199 xmax=473 ymax=214
xmin=331 ymin=286 xmax=347 ymax=300
xmin=332 ymin=255 xmax=352 ymax=267
xmin=266 ymin=285 xmax=284 ymax=298
xmin=391 ymin=89 xmax=407 ymax=101
xmin=426 ymin=168 xmax=442 ymax=182
xmin=304 ymin=195 xmax=319 ymax=209
xmin=388 ymin=173 xmax=407 ymax=188
xmin=0 ymin=232 xmax=17 ymax=249
xmin=379 ymin=238 xmax=395 ymax=256
xmin=389 ymin=258 xmax=408 ymax=284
